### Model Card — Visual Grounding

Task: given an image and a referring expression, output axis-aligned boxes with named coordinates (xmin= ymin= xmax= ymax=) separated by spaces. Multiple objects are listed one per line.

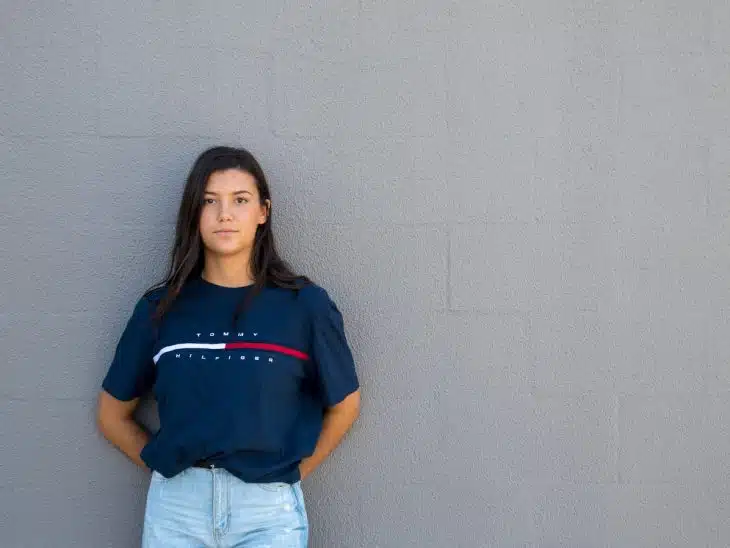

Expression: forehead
xmin=205 ymin=169 xmax=258 ymax=193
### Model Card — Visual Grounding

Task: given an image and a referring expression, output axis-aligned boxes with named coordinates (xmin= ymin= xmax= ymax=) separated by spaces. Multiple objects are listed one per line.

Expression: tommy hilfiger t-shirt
xmin=101 ymin=276 xmax=360 ymax=484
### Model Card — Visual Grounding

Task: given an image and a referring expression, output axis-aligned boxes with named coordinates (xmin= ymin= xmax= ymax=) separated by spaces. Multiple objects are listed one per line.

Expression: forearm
xmin=98 ymin=415 xmax=151 ymax=470
xmin=299 ymin=391 xmax=360 ymax=480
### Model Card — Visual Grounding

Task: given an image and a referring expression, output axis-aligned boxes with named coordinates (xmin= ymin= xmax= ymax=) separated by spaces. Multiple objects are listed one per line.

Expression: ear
xmin=259 ymin=199 xmax=271 ymax=224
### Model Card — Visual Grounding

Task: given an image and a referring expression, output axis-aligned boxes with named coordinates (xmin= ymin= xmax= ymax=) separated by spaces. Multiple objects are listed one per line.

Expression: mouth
xmin=214 ymin=229 xmax=239 ymax=234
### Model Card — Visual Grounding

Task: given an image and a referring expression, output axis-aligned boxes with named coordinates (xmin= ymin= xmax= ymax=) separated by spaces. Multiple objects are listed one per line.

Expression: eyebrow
xmin=204 ymin=190 xmax=253 ymax=196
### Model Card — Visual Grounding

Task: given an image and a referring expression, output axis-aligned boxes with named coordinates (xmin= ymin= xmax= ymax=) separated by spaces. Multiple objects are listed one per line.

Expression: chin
xmin=208 ymin=246 xmax=248 ymax=258
xmin=202 ymin=232 xmax=254 ymax=256
xmin=203 ymin=240 xmax=249 ymax=257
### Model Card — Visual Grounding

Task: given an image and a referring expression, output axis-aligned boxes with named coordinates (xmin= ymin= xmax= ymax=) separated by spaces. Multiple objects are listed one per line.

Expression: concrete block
xmin=445 ymin=6 xmax=565 ymax=222
xmin=616 ymin=53 xmax=710 ymax=225
xmin=0 ymin=399 xmax=151 ymax=489
xmin=619 ymin=394 xmax=730 ymax=484
xmin=270 ymin=137 xmax=449 ymax=224
xmin=0 ymin=45 xmax=97 ymax=136
xmin=613 ymin=0 xmax=710 ymax=55
xmin=0 ymin=0 xmax=100 ymax=49
xmin=0 ymin=136 xmax=218 ymax=226
xmin=0 ymin=223 xmax=172 ymax=315
xmin=268 ymin=43 xmax=446 ymax=139
xmin=0 ymin=480 xmax=147 ymax=547
xmin=436 ymin=390 xmax=617 ymax=485
xmin=560 ymin=53 xmax=621 ymax=224
xmin=0 ymin=311 xmax=127 ymax=399
xmin=530 ymin=485 xmax=612 ymax=548
xmin=99 ymin=0 xmax=274 ymax=50
xmin=708 ymin=54 xmax=730 ymax=220
xmin=99 ymin=43 xmax=268 ymax=137
xmin=450 ymin=222 xmax=564 ymax=312
xmin=355 ymin=1 xmax=449 ymax=59
xmin=269 ymin=0 xmax=359 ymax=57
xmin=441 ymin=312 xmax=532 ymax=391
xmin=531 ymin=310 xmax=619 ymax=394
xmin=610 ymin=484 xmax=730 ymax=547
xmin=709 ymin=5 xmax=730 ymax=54
xmin=277 ymin=223 xmax=447 ymax=312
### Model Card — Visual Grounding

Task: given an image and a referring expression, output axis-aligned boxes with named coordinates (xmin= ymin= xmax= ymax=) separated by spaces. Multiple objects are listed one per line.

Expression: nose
xmin=217 ymin=202 xmax=234 ymax=221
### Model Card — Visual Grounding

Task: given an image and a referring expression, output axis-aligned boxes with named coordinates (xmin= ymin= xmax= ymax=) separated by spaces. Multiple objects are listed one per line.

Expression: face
xmin=199 ymin=169 xmax=269 ymax=258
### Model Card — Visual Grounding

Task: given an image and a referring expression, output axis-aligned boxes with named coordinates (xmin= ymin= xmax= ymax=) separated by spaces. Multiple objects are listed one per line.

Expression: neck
xmin=201 ymin=253 xmax=255 ymax=288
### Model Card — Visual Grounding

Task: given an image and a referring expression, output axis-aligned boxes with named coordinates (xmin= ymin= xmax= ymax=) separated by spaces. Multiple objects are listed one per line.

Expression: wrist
xmin=298 ymin=460 xmax=312 ymax=481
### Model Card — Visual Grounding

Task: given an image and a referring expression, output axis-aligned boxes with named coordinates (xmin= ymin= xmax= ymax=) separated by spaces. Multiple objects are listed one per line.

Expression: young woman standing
xmin=96 ymin=146 xmax=361 ymax=547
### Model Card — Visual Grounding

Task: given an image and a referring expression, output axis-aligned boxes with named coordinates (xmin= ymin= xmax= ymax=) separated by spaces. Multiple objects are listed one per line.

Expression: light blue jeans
xmin=142 ymin=467 xmax=308 ymax=547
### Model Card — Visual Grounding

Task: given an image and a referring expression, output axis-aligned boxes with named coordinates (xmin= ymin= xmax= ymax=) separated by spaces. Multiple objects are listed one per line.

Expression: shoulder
xmin=142 ymin=285 xmax=167 ymax=304
xmin=139 ymin=286 xmax=167 ymax=310
xmin=130 ymin=285 xmax=167 ymax=322
xmin=297 ymin=283 xmax=349 ymax=332
xmin=296 ymin=282 xmax=334 ymax=313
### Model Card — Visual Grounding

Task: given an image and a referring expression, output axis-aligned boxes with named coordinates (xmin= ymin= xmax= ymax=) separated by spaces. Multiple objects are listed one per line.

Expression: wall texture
xmin=1 ymin=1 xmax=729 ymax=546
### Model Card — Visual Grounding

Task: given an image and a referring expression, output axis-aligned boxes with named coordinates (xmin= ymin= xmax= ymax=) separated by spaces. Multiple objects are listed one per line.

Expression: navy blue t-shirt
xmin=101 ymin=276 xmax=359 ymax=484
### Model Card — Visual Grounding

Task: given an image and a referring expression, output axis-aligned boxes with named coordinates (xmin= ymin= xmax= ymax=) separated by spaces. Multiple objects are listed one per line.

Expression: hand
xmin=298 ymin=460 xmax=312 ymax=481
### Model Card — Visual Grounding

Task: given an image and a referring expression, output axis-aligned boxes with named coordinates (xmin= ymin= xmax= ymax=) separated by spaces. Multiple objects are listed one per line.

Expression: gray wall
xmin=1 ymin=1 xmax=729 ymax=547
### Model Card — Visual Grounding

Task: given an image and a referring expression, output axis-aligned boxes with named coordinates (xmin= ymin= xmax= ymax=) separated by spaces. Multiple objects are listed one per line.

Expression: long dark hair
xmin=145 ymin=145 xmax=311 ymax=327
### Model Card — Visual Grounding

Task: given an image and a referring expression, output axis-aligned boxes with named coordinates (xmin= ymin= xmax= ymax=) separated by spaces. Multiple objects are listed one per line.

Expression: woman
xmin=96 ymin=146 xmax=361 ymax=547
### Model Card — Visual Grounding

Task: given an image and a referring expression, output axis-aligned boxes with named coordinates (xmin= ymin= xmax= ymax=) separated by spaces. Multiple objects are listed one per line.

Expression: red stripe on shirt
xmin=225 ymin=342 xmax=310 ymax=361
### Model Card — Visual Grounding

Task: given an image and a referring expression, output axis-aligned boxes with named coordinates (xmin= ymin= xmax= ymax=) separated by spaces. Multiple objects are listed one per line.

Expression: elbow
xmin=340 ymin=389 xmax=361 ymax=421
xmin=96 ymin=390 xmax=137 ymax=440
xmin=350 ymin=389 xmax=361 ymax=418
xmin=96 ymin=395 xmax=113 ymax=439
xmin=326 ymin=389 xmax=361 ymax=420
xmin=96 ymin=415 xmax=111 ymax=443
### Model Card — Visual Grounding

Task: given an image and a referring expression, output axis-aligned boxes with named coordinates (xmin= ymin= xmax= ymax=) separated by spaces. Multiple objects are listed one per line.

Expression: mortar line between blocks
xmin=446 ymin=224 xmax=452 ymax=310
xmin=614 ymin=394 xmax=622 ymax=484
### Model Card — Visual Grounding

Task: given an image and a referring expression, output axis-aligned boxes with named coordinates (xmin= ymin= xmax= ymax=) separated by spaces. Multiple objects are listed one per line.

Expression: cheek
xmin=242 ymin=208 xmax=263 ymax=225
xmin=199 ymin=208 xmax=216 ymax=232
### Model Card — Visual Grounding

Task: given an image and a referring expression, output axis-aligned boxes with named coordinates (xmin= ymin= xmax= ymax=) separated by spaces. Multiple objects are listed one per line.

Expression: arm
xmin=96 ymin=390 xmax=151 ymax=470
xmin=298 ymin=389 xmax=361 ymax=481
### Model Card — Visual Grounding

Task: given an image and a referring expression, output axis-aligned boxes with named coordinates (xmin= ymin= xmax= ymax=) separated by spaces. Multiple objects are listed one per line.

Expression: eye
xmin=203 ymin=198 xmax=216 ymax=205
xmin=236 ymin=197 xmax=248 ymax=204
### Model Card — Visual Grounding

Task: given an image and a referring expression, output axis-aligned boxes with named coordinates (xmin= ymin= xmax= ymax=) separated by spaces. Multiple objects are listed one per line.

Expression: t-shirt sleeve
xmin=306 ymin=286 xmax=360 ymax=407
xmin=101 ymin=295 xmax=158 ymax=401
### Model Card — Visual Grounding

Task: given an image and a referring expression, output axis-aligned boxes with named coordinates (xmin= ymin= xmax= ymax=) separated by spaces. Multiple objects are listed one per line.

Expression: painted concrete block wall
xmin=1 ymin=1 xmax=729 ymax=546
